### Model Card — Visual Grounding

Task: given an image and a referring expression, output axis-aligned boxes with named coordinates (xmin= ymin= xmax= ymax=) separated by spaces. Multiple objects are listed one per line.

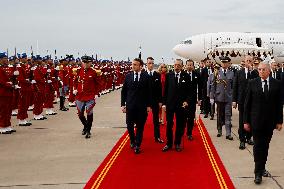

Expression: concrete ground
xmin=0 ymin=90 xmax=283 ymax=189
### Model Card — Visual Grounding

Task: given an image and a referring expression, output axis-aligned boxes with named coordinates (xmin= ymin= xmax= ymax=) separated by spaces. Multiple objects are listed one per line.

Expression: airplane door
xmin=256 ymin=38 xmax=262 ymax=47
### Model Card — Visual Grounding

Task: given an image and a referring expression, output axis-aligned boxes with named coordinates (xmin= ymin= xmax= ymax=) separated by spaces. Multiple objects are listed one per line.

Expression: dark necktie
xmin=189 ymin=72 xmax=191 ymax=81
xmin=149 ymin=71 xmax=152 ymax=77
xmin=175 ymin=73 xmax=179 ymax=84
xmin=134 ymin=72 xmax=138 ymax=83
xmin=264 ymin=80 xmax=268 ymax=97
xmin=224 ymin=69 xmax=226 ymax=77
xmin=247 ymin=71 xmax=251 ymax=80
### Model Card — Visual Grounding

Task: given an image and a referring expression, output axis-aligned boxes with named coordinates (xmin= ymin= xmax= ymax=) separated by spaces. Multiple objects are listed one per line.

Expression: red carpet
xmin=85 ymin=114 xmax=235 ymax=189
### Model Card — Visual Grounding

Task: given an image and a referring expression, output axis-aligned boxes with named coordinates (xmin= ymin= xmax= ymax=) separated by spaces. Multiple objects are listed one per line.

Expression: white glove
xmin=7 ymin=82 xmax=13 ymax=85
xmin=47 ymin=80 xmax=52 ymax=83
xmin=73 ymin=90 xmax=78 ymax=95
xmin=210 ymin=99 xmax=214 ymax=104
xmin=25 ymin=79 xmax=30 ymax=82
xmin=14 ymin=85 xmax=21 ymax=89
xmin=95 ymin=95 xmax=98 ymax=99
xmin=60 ymin=81 xmax=63 ymax=86
xmin=47 ymin=69 xmax=51 ymax=73
xmin=31 ymin=80 xmax=36 ymax=84
xmin=55 ymin=66 xmax=60 ymax=71
xmin=13 ymin=71 xmax=19 ymax=76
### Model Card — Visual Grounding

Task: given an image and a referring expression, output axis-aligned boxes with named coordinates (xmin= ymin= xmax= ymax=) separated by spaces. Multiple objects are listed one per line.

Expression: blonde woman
xmin=158 ymin=63 xmax=168 ymax=125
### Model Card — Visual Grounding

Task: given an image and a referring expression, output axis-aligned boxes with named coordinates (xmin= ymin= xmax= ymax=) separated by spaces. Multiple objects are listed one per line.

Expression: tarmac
xmin=0 ymin=89 xmax=283 ymax=189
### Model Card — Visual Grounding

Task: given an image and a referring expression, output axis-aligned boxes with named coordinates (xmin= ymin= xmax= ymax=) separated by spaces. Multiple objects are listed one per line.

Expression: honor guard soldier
xmin=58 ymin=58 xmax=69 ymax=111
xmin=73 ymin=56 xmax=102 ymax=139
xmin=17 ymin=53 xmax=33 ymax=126
xmin=0 ymin=52 xmax=16 ymax=134
xmin=209 ymin=56 xmax=234 ymax=140
xmin=32 ymin=55 xmax=47 ymax=120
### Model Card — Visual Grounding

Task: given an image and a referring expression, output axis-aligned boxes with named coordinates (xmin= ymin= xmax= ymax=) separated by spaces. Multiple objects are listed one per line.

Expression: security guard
xmin=209 ymin=56 xmax=234 ymax=140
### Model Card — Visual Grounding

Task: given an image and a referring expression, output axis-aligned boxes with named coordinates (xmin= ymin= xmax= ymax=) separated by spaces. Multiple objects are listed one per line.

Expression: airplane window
xmin=276 ymin=42 xmax=279 ymax=44
xmin=184 ymin=40 xmax=192 ymax=44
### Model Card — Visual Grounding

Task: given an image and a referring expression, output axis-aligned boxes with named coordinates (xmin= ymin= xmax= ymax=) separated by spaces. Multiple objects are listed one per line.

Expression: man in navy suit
xmin=121 ymin=58 xmax=151 ymax=154
xmin=145 ymin=57 xmax=164 ymax=143
xmin=244 ymin=62 xmax=283 ymax=184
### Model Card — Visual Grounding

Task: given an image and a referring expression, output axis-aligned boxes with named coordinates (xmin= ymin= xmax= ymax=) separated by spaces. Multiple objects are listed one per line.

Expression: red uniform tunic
xmin=0 ymin=65 xmax=13 ymax=128
xmin=44 ymin=66 xmax=56 ymax=109
xmin=17 ymin=64 xmax=33 ymax=120
xmin=74 ymin=68 xmax=101 ymax=102
xmin=33 ymin=66 xmax=46 ymax=115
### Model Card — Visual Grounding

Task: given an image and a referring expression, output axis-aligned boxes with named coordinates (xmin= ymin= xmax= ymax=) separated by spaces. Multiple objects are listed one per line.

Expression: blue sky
xmin=0 ymin=0 xmax=283 ymax=63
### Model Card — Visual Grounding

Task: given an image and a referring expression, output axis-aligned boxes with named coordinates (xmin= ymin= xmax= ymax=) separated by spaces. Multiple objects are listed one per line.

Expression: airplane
xmin=173 ymin=32 xmax=284 ymax=64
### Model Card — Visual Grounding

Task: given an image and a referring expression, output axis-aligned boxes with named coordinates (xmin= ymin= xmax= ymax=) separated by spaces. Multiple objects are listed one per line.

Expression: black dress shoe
xmin=155 ymin=138 xmax=164 ymax=143
xmin=226 ymin=135 xmax=233 ymax=140
xmin=210 ymin=116 xmax=214 ymax=120
xmin=130 ymin=143 xmax=135 ymax=149
xmin=10 ymin=129 xmax=16 ymax=133
xmin=187 ymin=135 xmax=193 ymax=141
xmin=82 ymin=130 xmax=87 ymax=135
xmin=162 ymin=145 xmax=172 ymax=152
xmin=204 ymin=114 xmax=208 ymax=118
xmin=134 ymin=147 xmax=141 ymax=154
xmin=60 ymin=107 xmax=69 ymax=111
xmin=34 ymin=117 xmax=45 ymax=120
xmin=85 ymin=132 xmax=91 ymax=139
xmin=254 ymin=174 xmax=262 ymax=184
xmin=262 ymin=170 xmax=270 ymax=177
xmin=217 ymin=133 xmax=222 ymax=137
xmin=175 ymin=145 xmax=182 ymax=152
xmin=0 ymin=131 xmax=11 ymax=134
xmin=19 ymin=123 xmax=31 ymax=127
xmin=247 ymin=139 xmax=254 ymax=145
xmin=43 ymin=116 xmax=47 ymax=120
xmin=239 ymin=142 xmax=246 ymax=150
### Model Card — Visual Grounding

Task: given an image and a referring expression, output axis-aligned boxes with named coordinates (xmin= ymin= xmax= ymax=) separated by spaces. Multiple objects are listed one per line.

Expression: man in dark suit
xmin=232 ymin=55 xmax=254 ymax=150
xmin=270 ymin=60 xmax=281 ymax=80
xmin=185 ymin=59 xmax=202 ymax=140
xmin=162 ymin=59 xmax=190 ymax=152
xmin=145 ymin=57 xmax=164 ymax=143
xmin=121 ymin=58 xmax=151 ymax=154
xmin=244 ymin=62 xmax=283 ymax=185
xmin=200 ymin=58 xmax=213 ymax=118
xmin=195 ymin=60 xmax=205 ymax=113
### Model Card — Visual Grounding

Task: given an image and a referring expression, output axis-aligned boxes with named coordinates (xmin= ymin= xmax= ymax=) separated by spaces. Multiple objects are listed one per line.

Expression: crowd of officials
xmin=121 ymin=56 xmax=283 ymax=185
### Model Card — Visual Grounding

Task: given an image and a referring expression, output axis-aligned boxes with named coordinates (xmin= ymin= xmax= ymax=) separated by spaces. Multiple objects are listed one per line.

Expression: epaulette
xmin=94 ymin=68 xmax=102 ymax=76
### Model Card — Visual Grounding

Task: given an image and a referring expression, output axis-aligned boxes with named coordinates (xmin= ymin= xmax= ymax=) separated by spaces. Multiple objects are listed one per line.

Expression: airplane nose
xmin=172 ymin=44 xmax=189 ymax=58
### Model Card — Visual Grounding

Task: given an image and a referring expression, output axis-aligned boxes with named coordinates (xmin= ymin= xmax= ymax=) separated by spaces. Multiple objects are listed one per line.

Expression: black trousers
xmin=166 ymin=107 xmax=186 ymax=146
xmin=126 ymin=108 xmax=148 ymax=147
xmin=210 ymin=103 xmax=215 ymax=117
xmin=203 ymin=96 xmax=211 ymax=115
xmin=150 ymin=103 xmax=161 ymax=139
xmin=238 ymin=105 xmax=252 ymax=142
xmin=253 ymin=129 xmax=273 ymax=175
xmin=186 ymin=105 xmax=196 ymax=136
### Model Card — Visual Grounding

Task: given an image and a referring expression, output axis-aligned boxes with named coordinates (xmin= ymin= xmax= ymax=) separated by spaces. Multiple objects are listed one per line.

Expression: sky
xmin=0 ymin=0 xmax=284 ymax=63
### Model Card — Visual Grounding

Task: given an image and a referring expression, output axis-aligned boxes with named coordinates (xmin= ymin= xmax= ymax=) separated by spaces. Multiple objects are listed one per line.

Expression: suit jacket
xmin=146 ymin=71 xmax=162 ymax=105
xmin=200 ymin=67 xmax=211 ymax=97
xmin=209 ymin=69 xmax=234 ymax=103
xmin=121 ymin=71 xmax=151 ymax=110
xmin=186 ymin=70 xmax=202 ymax=105
xmin=163 ymin=71 xmax=190 ymax=111
xmin=270 ymin=70 xmax=281 ymax=80
xmin=243 ymin=77 xmax=283 ymax=131
xmin=232 ymin=68 xmax=251 ymax=105
xmin=250 ymin=69 xmax=259 ymax=79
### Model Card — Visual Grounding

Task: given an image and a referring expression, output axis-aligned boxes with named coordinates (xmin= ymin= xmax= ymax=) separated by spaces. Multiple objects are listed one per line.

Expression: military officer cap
xmin=214 ymin=63 xmax=221 ymax=68
xmin=254 ymin=57 xmax=263 ymax=64
xmin=219 ymin=56 xmax=231 ymax=63
xmin=81 ymin=55 xmax=93 ymax=63
xmin=0 ymin=52 xmax=8 ymax=59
